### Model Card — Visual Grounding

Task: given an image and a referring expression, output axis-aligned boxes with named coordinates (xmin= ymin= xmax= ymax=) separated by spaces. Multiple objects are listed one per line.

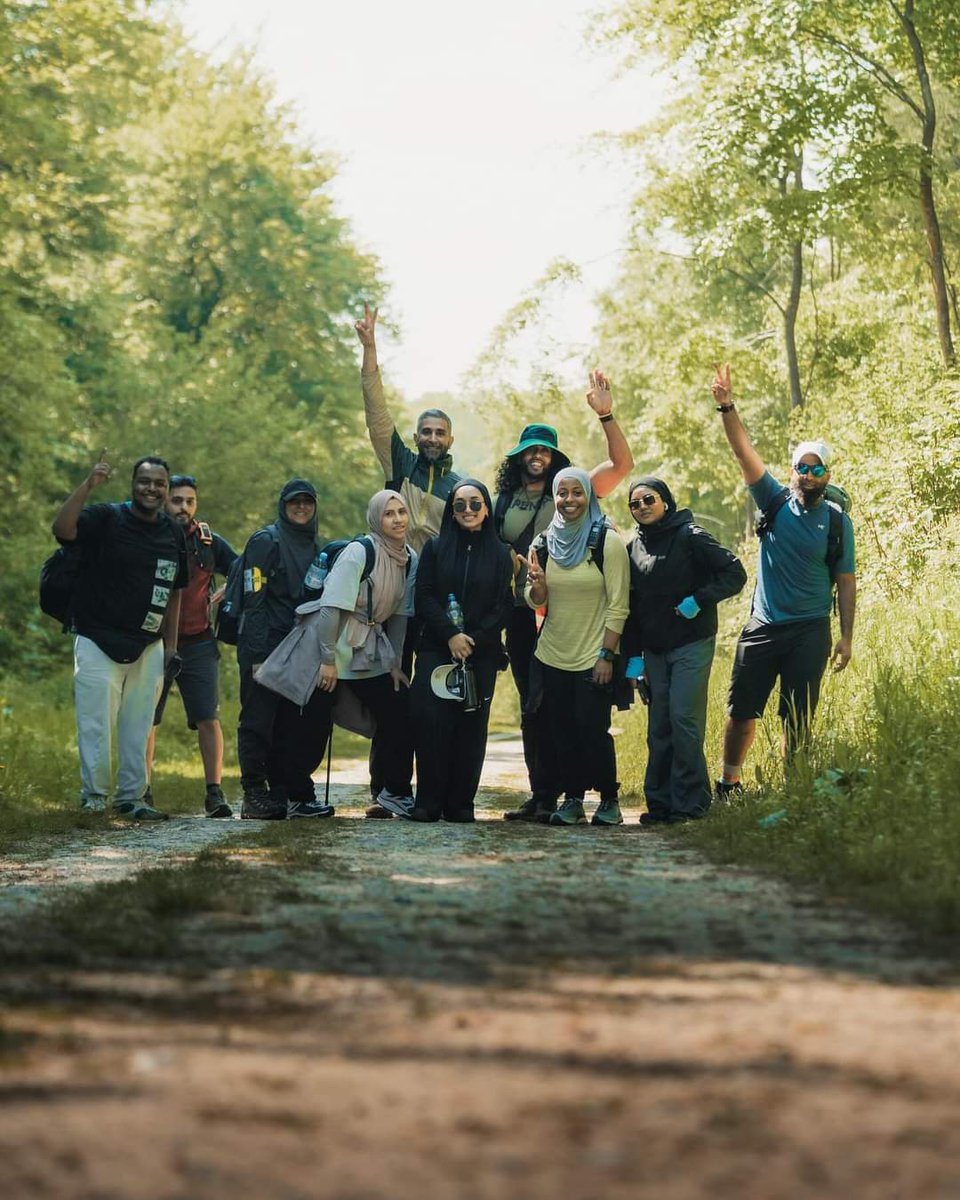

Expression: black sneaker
xmin=715 ymin=779 xmax=744 ymax=803
xmin=639 ymin=811 xmax=670 ymax=827
xmin=204 ymin=786 xmax=232 ymax=819
xmin=287 ymin=796 xmax=336 ymax=819
xmin=503 ymin=796 xmax=557 ymax=823
xmin=241 ymin=785 xmax=286 ymax=820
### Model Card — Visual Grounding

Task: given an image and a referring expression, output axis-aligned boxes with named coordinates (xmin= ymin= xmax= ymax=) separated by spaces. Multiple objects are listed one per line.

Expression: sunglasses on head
xmin=795 ymin=462 xmax=827 ymax=477
xmin=629 ymin=494 xmax=659 ymax=510
xmin=453 ymin=498 xmax=484 ymax=513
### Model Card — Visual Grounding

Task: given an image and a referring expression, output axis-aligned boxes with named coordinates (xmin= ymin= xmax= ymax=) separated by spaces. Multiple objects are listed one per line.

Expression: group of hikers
xmin=50 ymin=309 xmax=856 ymax=825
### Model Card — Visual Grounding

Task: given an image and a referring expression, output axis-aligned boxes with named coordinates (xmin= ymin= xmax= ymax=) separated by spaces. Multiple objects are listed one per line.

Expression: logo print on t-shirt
xmin=155 ymin=559 xmax=178 ymax=582
xmin=142 ymin=611 xmax=163 ymax=633
xmin=151 ymin=584 xmax=171 ymax=608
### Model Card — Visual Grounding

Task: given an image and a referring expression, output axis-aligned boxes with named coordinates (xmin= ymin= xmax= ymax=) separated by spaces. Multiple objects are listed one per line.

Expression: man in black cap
xmin=236 ymin=478 xmax=334 ymax=820
xmin=495 ymin=371 xmax=634 ymax=822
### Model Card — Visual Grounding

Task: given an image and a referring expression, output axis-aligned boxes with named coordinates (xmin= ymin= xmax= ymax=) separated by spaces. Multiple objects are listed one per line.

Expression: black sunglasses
xmin=453 ymin=498 xmax=484 ymax=513
xmin=795 ymin=462 xmax=827 ymax=477
xmin=629 ymin=494 xmax=659 ymax=509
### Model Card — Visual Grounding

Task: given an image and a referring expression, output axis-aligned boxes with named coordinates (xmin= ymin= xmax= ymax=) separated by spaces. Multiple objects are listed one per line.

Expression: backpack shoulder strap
xmin=587 ymin=517 xmax=608 ymax=572
xmin=531 ymin=532 xmax=548 ymax=572
xmin=825 ymin=502 xmax=843 ymax=578
xmin=756 ymin=488 xmax=790 ymax=539
xmin=493 ymin=490 xmax=511 ymax=540
xmin=357 ymin=535 xmax=377 ymax=581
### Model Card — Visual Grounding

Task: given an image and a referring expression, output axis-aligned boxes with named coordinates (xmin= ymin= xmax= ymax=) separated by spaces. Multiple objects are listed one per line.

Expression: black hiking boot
xmin=503 ymin=796 xmax=557 ymax=824
xmin=241 ymin=785 xmax=286 ymax=820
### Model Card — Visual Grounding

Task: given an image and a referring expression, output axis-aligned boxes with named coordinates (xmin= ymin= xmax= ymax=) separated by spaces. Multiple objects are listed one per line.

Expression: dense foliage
xmin=0 ymin=0 xmax=383 ymax=670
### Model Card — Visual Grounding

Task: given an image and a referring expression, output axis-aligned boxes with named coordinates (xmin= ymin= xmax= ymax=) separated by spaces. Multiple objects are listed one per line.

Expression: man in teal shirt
xmin=710 ymin=365 xmax=856 ymax=798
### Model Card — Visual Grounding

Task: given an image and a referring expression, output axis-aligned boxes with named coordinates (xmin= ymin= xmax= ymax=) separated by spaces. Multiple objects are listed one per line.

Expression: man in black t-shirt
xmin=52 ymin=451 xmax=189 ymax=819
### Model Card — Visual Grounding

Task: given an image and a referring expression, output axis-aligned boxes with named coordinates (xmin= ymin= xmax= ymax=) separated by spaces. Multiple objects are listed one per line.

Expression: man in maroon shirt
xmin=146 ymin=475 xmax=238 ymax=817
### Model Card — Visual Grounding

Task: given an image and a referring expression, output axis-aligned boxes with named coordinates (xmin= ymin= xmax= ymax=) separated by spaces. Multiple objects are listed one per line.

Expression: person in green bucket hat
xmin=492 ymin=370 xmax=634 ymax=823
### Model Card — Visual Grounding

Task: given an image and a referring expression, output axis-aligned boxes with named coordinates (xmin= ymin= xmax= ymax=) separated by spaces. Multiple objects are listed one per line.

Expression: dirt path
xmin=2 ymin=738 xmax=959 ymax=1199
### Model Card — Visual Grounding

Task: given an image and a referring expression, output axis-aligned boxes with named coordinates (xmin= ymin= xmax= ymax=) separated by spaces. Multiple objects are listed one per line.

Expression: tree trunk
xmin=898 ymin=0 xmax=956 ymax=368
xmin=781 ymin=159 xmax=804 ymax=410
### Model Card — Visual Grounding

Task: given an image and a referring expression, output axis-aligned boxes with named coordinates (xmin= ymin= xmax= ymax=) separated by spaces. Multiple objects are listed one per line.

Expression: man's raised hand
xmin=711 ymin=362 xmax=732 ymax=408
xmin=87 ymin=448 xmax=112 ymax=490
xmin=354 ymin=302 xmax=378 ymax=348
xmin=585 ymin=370 xmax=613 ymax=417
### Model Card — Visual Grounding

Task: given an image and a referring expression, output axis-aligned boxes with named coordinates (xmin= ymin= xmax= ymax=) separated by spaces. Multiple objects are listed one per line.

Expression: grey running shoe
xmin=240 ymin=785 xmax=286 ymax=820
xmin=549 ymin=797 xmax=587 ymax=826
xmin=80 ymin=794 xmax=106 ymax=813
xmin=591 ymin=798 xmax=623 ymax=826
xmin=204 ymin=786 xmax=233 ymax=819
xmin=112 ymin=798 xmax=169 ymax=821
xmin=287 ymin=796 xmax=336 ymax=819
xmin=376 ymin=789 xmax=415 ymax=819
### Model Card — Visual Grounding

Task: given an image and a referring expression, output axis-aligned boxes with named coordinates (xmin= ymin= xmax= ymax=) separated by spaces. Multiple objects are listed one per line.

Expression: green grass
xmin=2 ymin=845 xmax=258 ymax=964
xmin=618 ymin=563 xmax=960 ymax=937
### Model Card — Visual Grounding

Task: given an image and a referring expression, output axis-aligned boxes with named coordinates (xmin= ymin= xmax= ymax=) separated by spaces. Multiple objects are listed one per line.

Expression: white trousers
xmin=74 ymin=635 xmax=165 ymax=802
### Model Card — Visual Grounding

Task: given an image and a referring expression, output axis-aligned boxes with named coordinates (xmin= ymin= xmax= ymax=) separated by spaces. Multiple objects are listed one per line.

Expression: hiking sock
xmin=721 ymin=764 xmax=742 ymax=784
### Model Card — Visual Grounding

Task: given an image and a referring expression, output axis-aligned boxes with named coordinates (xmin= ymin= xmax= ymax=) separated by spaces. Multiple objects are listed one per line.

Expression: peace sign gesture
xmin=354 ymin=302 xmax=379 ymax=348
xmin=711 ymin=362 xmax=732 ymax=408
xmin=517 ymin=552 xmax=547 ymax=605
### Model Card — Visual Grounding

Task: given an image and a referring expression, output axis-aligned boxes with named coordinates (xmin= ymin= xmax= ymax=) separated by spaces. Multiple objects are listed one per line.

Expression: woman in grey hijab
xmin=521 ymin=468 xmax=631 ymax=828
xmin=277 ymin=489 xmax=418 ymax=816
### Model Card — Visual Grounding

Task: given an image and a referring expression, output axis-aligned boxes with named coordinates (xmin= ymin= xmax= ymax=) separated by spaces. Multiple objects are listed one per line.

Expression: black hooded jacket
xmin=416 ymin=479 xmax=513 ymax=662
xmin=626 ymin=507 xmax=746 ymax=654
xmin=237 ymin=478 xmax=321 ymax=662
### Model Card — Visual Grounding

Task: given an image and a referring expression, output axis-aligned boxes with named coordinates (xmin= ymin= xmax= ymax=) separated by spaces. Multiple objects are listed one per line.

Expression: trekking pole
xmin=325 ymin=728 xmax=333 ymax=809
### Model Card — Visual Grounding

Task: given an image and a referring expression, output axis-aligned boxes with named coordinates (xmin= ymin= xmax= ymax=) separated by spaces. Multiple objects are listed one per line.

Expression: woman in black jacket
xmin=626 ymin=476 xmax=746 ymax=824
xmin=236 ymin=477 xmax=330 ymax=820
xmin=378 ymin=478 xmax=513 ymax=822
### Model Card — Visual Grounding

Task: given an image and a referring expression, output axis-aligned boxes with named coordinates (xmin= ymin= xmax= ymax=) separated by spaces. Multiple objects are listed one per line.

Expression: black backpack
xmin=39 ymin=504 xmax=121 ymax=632
xmin=755 ymin=485 xmax=849 ymax=580
xmin=216 ymin=524 xmax=282 ymax=645
xmin=304 ymin=536 xmax=378 ymax=619
xmin=216 ymin=532 xmax=405 ymax=644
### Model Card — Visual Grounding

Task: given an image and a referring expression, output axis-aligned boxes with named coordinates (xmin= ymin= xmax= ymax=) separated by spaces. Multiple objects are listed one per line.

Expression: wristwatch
xmin=597 ymin=648 xmax=614 ymax=662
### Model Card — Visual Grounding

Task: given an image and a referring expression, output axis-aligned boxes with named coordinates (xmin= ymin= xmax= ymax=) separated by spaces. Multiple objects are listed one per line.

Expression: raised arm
xmin=711 ymin=363 xmax=765 ymax=486
xmin=52 ymin=449 xmax=112 ymax=541
xmin=585 ymin=371 xmax=634 ymax=499
xmin=356 ymin=302 xmax=404 ymax=480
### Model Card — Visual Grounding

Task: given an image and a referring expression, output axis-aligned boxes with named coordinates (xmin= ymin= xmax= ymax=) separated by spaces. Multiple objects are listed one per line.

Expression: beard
xmin=792 ymin=481 xmax=828 ymax=509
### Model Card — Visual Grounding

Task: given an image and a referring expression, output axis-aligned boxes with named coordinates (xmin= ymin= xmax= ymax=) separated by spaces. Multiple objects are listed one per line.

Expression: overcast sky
xmin=179 ymin=0 xmax=662 ymax=399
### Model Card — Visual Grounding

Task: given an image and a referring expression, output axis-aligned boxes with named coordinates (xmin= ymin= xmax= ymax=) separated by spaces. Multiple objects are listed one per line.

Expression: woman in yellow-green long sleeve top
xmin=523 ymin=467 xmax=630 ymax=827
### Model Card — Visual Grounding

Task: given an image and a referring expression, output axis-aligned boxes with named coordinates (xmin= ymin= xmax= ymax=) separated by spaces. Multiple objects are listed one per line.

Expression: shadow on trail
xmin=2 ymin=785 xmax=952 ymax=1008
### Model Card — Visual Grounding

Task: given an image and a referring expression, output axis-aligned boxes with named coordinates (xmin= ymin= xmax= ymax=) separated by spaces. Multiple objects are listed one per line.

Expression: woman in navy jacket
xmin=625 ymin=476 xmax=746 ymax=824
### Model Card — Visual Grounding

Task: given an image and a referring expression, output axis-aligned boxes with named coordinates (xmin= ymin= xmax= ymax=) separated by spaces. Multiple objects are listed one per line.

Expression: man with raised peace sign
xmin=52 ymin=451 xmax=189 ymax=820
xmin=710 ymin=364 xmax=856 ymax=798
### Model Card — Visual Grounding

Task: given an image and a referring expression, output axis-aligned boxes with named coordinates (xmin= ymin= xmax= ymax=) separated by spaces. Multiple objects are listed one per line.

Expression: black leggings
xmin=411 ymin=650 xmax=499 ymax=819
xmin=505 ymin=606 xmax=557 ymax=804
xmin=538 ymin=661 xmax=618 ymax=801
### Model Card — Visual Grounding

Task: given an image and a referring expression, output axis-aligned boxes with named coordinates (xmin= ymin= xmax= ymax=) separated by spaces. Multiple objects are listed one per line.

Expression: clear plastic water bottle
xmin=304 ymin=550 xmax=328 ymax=591
xmin=446 ymin=593 xmax=464 ymax=630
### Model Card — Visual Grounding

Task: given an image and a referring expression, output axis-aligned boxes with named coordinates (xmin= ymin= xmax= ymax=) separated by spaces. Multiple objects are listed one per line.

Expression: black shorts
xmin=154 ymin=637 xmax=221 ymax=730
xmin=727 ymin=616 xmax=831 ymax=725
